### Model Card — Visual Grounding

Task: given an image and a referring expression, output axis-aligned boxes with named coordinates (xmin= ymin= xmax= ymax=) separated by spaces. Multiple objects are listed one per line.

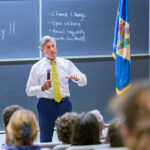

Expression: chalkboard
xmin=42 ymin=0 xmax=149 ymax=56
xmin=0 ymin=0 xmax=39 ymax=59
xmin=0 ymin=0 xmax=149 ymax=59
xmin=42 ymin=0 xmax=117 ymax=56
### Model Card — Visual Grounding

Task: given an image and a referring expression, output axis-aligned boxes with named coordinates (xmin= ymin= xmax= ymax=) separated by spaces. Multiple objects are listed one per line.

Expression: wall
xmin=0 ymin=56 xmax=149 ymax=130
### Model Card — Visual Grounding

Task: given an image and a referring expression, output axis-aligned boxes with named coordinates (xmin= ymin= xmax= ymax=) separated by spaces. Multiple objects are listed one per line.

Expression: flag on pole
xmin=112 ymin=0 xmax=131 ymax=95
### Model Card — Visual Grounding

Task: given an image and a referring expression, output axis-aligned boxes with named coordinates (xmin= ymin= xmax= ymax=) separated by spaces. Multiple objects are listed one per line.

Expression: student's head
xmin=90 ymin=109 xmax=105 ymax=133
xmin=110 ymin=80 xmax=150 ymax=149
xmin=107 ymin=120 xmax=124 ymax=147
xmin=2 ymin=105 xmax=23 ymax=143
xmin=3 ymin=105 xmax=23 ymax=128
xmin=7 ymin=109 xmax=39 ymax=146
xmin=71 ymin=112 xmax=100 ymax=145
xmin=55 ymin=112 xmax=78 ymax=144
xmin=131 ymin=118 xmax=150 ymax=150
xmin=39 ymin=35 xmax=57 ymax=60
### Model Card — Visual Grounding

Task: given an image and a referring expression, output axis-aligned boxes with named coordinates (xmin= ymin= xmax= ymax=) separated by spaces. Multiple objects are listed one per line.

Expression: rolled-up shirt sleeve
xmin=68 ymin=60 xmax=87 ymax=86
xmin=76 ymin=73 xmax=87 ymax=86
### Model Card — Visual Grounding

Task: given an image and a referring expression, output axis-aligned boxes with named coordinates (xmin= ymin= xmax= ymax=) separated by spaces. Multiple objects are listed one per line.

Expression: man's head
xmin=55 ymin=112 xmax=78 ymax=144
xmin=39 ymin=36 xmax=57 ymax=60
xmin=2 ymin=105 xmax=23 ymax=143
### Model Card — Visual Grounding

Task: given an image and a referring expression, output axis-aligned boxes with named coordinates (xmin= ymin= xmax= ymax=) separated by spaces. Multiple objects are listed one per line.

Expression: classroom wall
xmin=0 ymin=56 xmax=149 ymax=130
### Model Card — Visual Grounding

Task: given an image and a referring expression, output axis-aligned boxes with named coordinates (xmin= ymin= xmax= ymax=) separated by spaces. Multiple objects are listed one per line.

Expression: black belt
xmin=59 ymin=97 xmax=68 ymax=102
xmin=43 ymin=97 xmax=68 ymax=103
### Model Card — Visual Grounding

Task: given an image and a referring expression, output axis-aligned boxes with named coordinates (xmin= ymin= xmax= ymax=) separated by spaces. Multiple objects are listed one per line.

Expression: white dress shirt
xmin=26 ymin=57 xmax=87 ymax=99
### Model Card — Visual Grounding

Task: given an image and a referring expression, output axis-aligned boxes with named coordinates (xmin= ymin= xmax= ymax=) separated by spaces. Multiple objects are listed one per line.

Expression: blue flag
xmin=113 ymin=0 xmax=131 ymax=95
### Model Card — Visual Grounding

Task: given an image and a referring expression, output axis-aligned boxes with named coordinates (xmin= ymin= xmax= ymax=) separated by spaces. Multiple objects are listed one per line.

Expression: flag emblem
xmin=113 ymin=0 xmax=131 ymax=95
xmin=117 ymin=18 xmax=130 ymax=61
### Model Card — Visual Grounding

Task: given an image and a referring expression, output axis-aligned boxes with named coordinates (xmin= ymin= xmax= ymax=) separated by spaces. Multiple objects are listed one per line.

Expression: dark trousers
xmin=37 ymin=97 xmax=72 ymax=142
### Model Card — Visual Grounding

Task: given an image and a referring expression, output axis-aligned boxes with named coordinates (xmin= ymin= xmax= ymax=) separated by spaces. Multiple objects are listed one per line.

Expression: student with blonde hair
xmin=7 ymin=109 xmax=40 ymax=150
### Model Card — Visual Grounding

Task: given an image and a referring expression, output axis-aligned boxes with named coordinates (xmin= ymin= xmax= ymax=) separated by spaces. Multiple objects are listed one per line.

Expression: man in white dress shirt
xmin=26 ymin=36 xmax=87 ymax=142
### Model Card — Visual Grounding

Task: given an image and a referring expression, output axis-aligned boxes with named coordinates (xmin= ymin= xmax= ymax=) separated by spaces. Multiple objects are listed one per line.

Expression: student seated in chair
xmin=2 ymin=105 xmax=23 ymax=147
xmin=90 ymin=109 xmax=106 ymax=142
xmin=71 ymin=112 xmax=101 ymax=145
xmin=7 ymin=109 xmax=41 ymax=150
xmin=55 ymin=112 xmax=78 ymax=144
xmin=106 ymin=120 xmax=124 ymax=147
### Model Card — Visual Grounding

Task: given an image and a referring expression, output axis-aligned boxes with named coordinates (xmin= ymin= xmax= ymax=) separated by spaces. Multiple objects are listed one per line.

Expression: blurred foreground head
xmin=7 ymin=109 xmax=39 ymax=146
xmin=110 ymin=80 xmax=150 ymax=150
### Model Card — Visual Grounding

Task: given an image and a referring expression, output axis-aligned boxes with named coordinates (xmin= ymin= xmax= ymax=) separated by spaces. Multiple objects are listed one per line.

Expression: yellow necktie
xmin=51 ymin=61 xmax=62 ymax=102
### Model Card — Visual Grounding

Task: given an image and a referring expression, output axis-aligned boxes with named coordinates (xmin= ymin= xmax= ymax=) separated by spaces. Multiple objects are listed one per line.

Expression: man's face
xmin=41 ymin=40 xmax=57 ymax=60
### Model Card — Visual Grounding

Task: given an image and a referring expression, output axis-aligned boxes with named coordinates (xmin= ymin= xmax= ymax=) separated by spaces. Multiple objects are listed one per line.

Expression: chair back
xmin=53 ymin=144 xmax=70 ymax=150
xmin=94 ymin=147 xmax=128 ymax=150
xmin=66 ymin=144 xmax=102 ymax=150
xmin=36 ymin=142 xmax=61 ymax=149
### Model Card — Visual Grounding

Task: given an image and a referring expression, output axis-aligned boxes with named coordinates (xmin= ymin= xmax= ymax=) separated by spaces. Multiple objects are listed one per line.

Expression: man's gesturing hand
xmin=65 ymin=75 xmax=79 ymax=81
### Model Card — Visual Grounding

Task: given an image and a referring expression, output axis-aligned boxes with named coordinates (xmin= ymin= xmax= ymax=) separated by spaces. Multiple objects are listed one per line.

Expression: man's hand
xmin=41 ymin=80 xmax=52 ymax=91
xmin=65 ymin=75 xmax=79 ymax=81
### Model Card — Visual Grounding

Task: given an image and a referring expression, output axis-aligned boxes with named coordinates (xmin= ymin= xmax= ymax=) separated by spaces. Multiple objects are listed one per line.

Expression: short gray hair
xmin=90 ymin=109 xmax=104 ymax=130
xmin=39 ymin=35 xmax=56 ymax=49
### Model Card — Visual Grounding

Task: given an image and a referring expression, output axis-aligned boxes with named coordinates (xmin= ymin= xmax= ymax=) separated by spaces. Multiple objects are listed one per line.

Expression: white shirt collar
xmin=45 ymin=57 xmax=58 ymax=64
